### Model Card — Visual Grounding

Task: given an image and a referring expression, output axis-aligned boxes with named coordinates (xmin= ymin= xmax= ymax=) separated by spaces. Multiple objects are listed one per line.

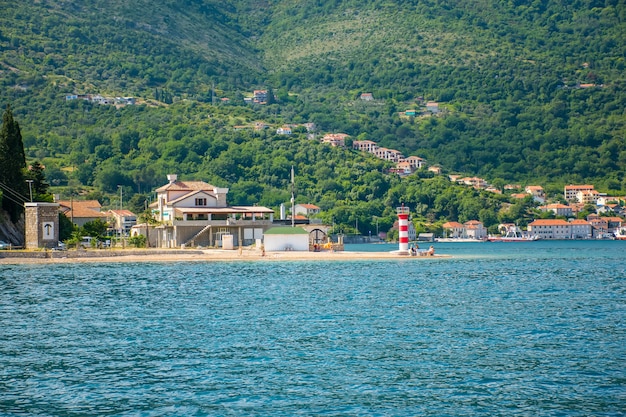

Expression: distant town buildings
xmin=321 ymin=133 xmax=349 ymax=147
xmin=66 ymin=94 xmax=136 ymax=106
xmin=564 ymin=184 xmax=595 ymax=201
xmin=442 ymin=220 xmax=487 ymax=240
xmin=352 ymin=140 xmax=426 ymax=176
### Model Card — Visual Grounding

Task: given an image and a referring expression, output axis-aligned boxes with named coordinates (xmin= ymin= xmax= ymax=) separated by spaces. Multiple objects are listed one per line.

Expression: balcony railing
xmin=172 ymin=219 xmax=273 ymax=227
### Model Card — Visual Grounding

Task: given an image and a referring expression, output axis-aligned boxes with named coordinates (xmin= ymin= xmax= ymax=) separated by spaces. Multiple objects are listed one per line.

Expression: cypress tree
xmin=27 ymin=161 xmax=51 ymax=202
xmin=0 ymin=105 xmax=27 ymax=221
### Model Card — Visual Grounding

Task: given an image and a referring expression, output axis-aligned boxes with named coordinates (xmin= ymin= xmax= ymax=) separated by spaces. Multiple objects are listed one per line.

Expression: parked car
xmin=52 ymin=241 xmax=67 ymax=251
xmin=80 ymin=236 xmax=93 ymax=248
xmin=0 ymin=240 xmax=10 ymax=250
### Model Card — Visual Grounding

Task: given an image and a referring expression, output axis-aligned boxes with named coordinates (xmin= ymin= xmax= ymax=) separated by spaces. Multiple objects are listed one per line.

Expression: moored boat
xmin=488 ymin=225 xmax=540 ymax=242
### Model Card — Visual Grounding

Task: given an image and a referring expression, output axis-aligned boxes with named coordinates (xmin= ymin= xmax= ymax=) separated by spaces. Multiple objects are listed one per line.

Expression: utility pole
xmin=118 ymin=185 xmax=123 ymax=242
xmin=291 ymin=166 xmax=295 ymax=227
xmin=26 ymin=180 xmax=33 ymax=202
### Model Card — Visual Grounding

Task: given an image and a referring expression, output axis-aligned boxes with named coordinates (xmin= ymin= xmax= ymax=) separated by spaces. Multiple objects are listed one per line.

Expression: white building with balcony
xmin=151 ymin=174 xmax=274 ymax=248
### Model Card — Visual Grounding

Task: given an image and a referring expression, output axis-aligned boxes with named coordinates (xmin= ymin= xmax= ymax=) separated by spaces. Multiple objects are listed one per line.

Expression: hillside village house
xmin=539 ymin=203 xmax=573 ymax=217
xmin=426 ymin=102 xmax=440 ymax=113
xmin=294 ymin=204 xmax=321 ymax=217
xmin=353 ymin=140 xmax=378 ymax=153
xmin=390 ymin=161 xmax=413 ymax=176
xmin=564 ymin=185 xmax=595 ymax=201
xmin=458 ymin=177 xmax=488 ymax=189
xmin=525 ymin=186 xmax=545 ymax=203
xmin=352 ymin=140 xmax=427 ymax=176
xmin=577 ymin=189 xmax=600 ymax=205
xmin=276 ymin=126 xmax=292 ymax=135
xmin=428 ymin=166 xmax=442 ymax=174
xmin=151 ymin=174 xmax=274 ymax=248
xmin=374 ymin=147 xmax=404 ymax=162
xmin=253 ymin=90 xmax=268 ymax=104
xmin=404 ymin=156 xmax=425 ymax=170
xmin=321 ymin=133 xmax=349 ymax=147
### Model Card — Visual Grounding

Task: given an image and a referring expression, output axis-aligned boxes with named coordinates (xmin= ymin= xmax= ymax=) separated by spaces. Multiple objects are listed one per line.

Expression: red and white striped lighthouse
xmin=397 ymin=205 xmax=410 ymax=253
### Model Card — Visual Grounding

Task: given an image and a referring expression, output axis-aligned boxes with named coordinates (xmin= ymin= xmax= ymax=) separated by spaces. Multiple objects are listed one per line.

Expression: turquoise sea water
xmin=1 ymin=241 xmax=625 ymax=416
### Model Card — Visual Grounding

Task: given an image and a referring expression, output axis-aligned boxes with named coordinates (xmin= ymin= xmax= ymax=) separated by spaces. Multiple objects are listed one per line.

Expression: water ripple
xmin=1 ymin=243 xmax=625 ymax=416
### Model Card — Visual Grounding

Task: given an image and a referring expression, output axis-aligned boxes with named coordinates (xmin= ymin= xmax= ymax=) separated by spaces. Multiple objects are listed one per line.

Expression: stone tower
xmin=24 ymin=203 xmax=60 ymax=249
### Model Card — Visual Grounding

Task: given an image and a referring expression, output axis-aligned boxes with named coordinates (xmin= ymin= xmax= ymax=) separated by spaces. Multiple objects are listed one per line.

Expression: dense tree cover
xmin=0 ymin=105 xmax=27 ymax=221
xmin=0 ymin=0 xmax=624 ymax=235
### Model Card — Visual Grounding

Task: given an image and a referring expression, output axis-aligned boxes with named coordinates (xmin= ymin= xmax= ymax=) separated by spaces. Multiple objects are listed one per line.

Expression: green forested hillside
xmin=0 ymin=0 xmax=625 ymax=236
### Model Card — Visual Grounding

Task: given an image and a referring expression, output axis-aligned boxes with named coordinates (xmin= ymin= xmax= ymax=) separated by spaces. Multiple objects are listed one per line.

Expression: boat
xmin=488 ymin=225 xmax=540 ymax=242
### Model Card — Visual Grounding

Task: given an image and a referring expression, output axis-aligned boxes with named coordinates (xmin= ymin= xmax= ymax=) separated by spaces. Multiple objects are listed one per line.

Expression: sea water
xmin=1 ymin=241 xmax=625 ymax=416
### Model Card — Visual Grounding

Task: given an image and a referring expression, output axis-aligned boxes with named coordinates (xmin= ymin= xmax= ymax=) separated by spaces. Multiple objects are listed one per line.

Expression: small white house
xmin=263 ymin=227 xmax=310 ymax=251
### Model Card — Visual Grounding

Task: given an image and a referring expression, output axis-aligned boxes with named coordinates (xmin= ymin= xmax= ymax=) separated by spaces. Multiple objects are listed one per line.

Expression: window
xmin=195 ymin=198 xmax=207 ymax=206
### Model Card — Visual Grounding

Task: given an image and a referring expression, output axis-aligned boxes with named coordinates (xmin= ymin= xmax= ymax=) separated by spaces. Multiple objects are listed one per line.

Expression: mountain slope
xmin=0 ymin=0 xmax=624 ymax=196
xmin=0 ymin=0 xmax=263 ymax=96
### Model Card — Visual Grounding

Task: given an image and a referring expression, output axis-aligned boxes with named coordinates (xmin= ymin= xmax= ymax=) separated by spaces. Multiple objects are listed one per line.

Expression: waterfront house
xmin=588 ymin=217 xmax=609 ymax=237
xmin=605 ymin=217 xmax=624 ymax=235
xmin=107 ymin=209 xmax=137 ymax=235
xmin=569 ymin=219 xmax=593 ymax=239
xmin=442 ymin=221 xmax=464 ymax=238
xmin=528 ymin=219 xmax=572 ymax=239
xmin=464 ymin=220 xmax=487 ymax=239
xmin=151 ymin=174 xmax=274 ymax=248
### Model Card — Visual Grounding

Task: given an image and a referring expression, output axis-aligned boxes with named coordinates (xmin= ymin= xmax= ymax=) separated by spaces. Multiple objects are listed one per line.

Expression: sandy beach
xmin=0 ymin=248 xmax=447 ymax=264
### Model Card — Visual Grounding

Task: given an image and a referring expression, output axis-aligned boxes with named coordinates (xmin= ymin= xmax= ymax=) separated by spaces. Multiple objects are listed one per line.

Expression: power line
xmin=0 ymin=181 xmax=28 ymax=202
xmin=0 ymin=181 xmax=28 ymax=206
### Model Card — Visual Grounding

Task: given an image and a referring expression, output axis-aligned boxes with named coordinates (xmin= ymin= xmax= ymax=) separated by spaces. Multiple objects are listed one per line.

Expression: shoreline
xmin=0 ymin=248 xmax=448 ymax=264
